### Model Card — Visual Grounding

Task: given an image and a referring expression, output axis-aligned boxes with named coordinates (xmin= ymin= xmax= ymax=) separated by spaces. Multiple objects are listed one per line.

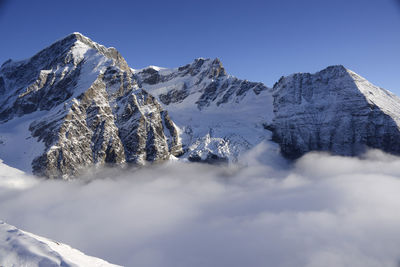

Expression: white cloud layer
xmin=1 ymin=146 xmax=400 ymax=267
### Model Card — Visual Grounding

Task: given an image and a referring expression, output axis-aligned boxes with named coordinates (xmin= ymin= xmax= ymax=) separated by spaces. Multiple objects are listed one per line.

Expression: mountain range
xmin=1 ymin=32 xmax=400 ymax=178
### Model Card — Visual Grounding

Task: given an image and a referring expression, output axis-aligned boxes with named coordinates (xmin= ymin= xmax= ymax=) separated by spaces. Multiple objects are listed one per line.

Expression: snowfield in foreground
xmin=0 ymin=222 xmax=120 ymax=267
xmin=1 ymin=145 xmax=400 ymax=267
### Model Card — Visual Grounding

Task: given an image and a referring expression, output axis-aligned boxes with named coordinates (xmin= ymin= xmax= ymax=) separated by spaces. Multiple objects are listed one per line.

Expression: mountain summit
xmin=0 ymin=32 xmax=129 ymax=122
xmin=1 ymin=33 xmax=400 ymax=178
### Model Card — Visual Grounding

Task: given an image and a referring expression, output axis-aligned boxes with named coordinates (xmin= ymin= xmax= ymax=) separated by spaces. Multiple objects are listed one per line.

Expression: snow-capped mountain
xmin=0 ymin=221 xmax=120 ymax=267
xmin=271 ymin=65 xmax=400 ymax=158
xmin=1 ymin=32 xmax=400 ymax=178
xmin=0 ymin=33 xmax=181 ymax=178
xmin=133 ymin=58 xmax=275 ymax=163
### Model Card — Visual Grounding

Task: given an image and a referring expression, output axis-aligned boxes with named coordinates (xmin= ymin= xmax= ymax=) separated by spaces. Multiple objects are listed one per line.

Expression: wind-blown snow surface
xmin=1 ymin=147 xmax=400 ymax=267
xmin=0 ymin=221 xmax=121 ymax=267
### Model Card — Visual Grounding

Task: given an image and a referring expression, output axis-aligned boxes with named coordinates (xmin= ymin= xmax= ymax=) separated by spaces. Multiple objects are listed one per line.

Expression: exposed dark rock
xmin=159 ymin=84 xmax=189 ymax=105
xmin=140 ymin=68 xmax=161 ymax=85
xmin=188 ymin=152 xmax=228 ymax=165
xmin=0 ymin=76 xmax=5 ymax=95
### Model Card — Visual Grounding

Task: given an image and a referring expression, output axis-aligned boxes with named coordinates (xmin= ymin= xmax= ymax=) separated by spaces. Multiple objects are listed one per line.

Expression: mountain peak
xmin=319 ymin=64 xmax=349 ymax=76
xmin=273 ymin=64 xmax=351 ymax=90
xmin=57 ymin=32 xmax=104 ymax=51
xmin=181 ymin=57 xmax=227 ymax=78
xmin=70 ymin=31 xmax=85 ymax=37
xmin=54 ymin=33 xmax=130 ymax=71
xmin=0 ymin=33 xmax=131 ymax=84
xmin=271 ymin=64 xmax=400 ymax=158
xmin=63 ymin=31 xmax=87 ymax=40
xmin=0 ymin=32 xmax=131 ymax=123
xmin=324 ymin=64 xmax=347 ymax=70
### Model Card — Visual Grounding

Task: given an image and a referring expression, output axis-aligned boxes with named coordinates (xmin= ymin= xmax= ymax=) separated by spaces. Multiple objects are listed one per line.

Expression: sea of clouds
xmin=1 ymin=143 xmax=400 ymax=267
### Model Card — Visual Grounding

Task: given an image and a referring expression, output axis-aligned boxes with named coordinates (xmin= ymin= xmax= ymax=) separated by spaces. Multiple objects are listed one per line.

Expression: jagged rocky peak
xmin=49 ymin=32 xmax=130 ymax=71
xmin=1 ymin=32 xmax=129 ymax=74
xmin=176 ymin=57 xmax=227 ymax=78
xmin=135 ymin=57 xmax=226 ymax=86
xmin=271 ymin=65 xmax=400 ymax=158
xmin=65 ymin=32 xmax=130 ymax=72
xmin=0 ymin=32 xmax=182 ymax=179
xmin=135 ymin=57 xmax=269 ymax=109
xmin=0 ymin=32 xmax=131 ymax=123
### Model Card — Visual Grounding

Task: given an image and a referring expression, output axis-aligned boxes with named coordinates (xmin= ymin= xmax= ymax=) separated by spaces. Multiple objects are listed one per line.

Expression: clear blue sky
xmin=1 ymin=0 xmax=399 ymax=93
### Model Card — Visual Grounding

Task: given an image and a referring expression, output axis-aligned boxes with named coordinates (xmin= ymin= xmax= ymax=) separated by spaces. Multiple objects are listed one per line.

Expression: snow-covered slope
xmin=134 ymin=58 xmax=277 ymax=162
xmin=0 ymin=221 xmax=120 ymax=267
xmin=271 ymin=65 xmax=400 ymax=158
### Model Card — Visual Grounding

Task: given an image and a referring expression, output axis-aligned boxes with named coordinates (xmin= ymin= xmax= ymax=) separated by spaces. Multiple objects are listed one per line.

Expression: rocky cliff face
xmin=271 ymin=65 xmax=400 ymax=158
xmin=0 ymin=33 xmax=182 ymax=178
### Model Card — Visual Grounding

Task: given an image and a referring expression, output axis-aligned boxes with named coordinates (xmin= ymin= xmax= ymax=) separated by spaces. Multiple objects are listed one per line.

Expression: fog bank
xmin=0 ymin=147 xmax=400 ymax=267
